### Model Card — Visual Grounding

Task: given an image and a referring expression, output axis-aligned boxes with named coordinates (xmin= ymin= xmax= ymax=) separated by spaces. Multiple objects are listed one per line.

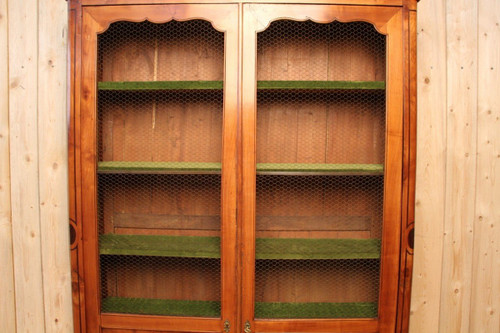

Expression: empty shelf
xmin=101 ymin=297 xmax=220 ymax=317
xmin=99 ymin=234 xmax=220 ymax=258
xmin=256 ymin=301 xmax=377 ymax=319
xmin=98 ymin=80 xmax=223 ymax=91
xmin=98 ymin=161 xmax=221 ymax=174
xmin=99 ymin=234 xmax=380 ymax=260
xmin=257 ymin=163 xmax=383 ymax=175
xmin=101 ymin=297 xmax=377 ymax=319
xmin=256 ymin=238 xmax=380 ymax=260
xmin=98 ymin=161 xmax=383 ymax=175
xmin=257 ymin=80 xmax=385 ymax=90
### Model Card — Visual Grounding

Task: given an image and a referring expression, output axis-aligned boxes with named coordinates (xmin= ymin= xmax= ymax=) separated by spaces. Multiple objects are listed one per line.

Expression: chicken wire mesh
xmin=255 ymin=20 xmax=386 ymax=319
xmin=96 ymin=20 xmax=224 ymax=317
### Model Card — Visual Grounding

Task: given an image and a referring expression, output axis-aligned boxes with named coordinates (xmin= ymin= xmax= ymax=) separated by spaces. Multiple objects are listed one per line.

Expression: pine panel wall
xmin=411 ymin=0 xmax=500 ymax=332
xmin=0 ymin=0 xmax=73 ymax=332
xmin=0 ymin=0 xmax=498 ymax=332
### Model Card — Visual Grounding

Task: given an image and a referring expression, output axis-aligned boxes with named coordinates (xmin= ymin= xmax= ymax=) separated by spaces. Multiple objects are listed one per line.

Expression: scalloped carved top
xmin=246 ymin=4 xmax=400 ymax=35
xmin=85 ymin=4 xmax=238 ymax=34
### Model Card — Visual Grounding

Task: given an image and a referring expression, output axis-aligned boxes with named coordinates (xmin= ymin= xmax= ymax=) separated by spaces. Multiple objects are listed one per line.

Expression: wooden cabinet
xmin=68 ymin=1 xmax=417 ymax=332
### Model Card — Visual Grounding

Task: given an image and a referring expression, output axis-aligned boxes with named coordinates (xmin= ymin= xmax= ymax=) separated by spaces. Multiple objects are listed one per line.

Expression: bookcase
xmin=69 ymin=1 xmax=417 ymax=332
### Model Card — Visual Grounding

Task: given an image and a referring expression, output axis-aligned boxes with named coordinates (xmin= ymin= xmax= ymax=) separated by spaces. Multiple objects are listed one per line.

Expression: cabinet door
xmin=241 ymin=4 xmax=403 ymax=333
xmin=80 ymin=5 xmax=238 ymax=332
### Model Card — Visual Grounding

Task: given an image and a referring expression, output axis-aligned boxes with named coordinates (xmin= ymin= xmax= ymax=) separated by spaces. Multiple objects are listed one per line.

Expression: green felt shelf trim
xmin=101 ymin=297 xmax=377 ymax=319
xmin=98 ymin=161 xmax=383 ymax=174
xmin=98 ymin=81 xmax=223 ymax=91
xmin=97 ymin=80 xmax=384 ymax=91
xmin=257 ymin=80 xmax=385 ymax=90
xmin=99 ymin=234 xmax=220 ymax=258
xmin=255 ymin=301 xmax=378 ymax=319
xmin=257 ymin=163 xmax=384 ymax=174
xmin=102 ymin=297 xmax=220 ymax=317
xmin=98 ymin=161 xmax=222 ymax=172
xmin=256 ymin=238 xmax=381 ymax=259
xmin=99 ymin=234 xmax=380 ymax=260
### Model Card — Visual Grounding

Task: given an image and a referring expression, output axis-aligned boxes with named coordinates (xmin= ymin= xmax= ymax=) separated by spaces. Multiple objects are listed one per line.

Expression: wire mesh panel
xmin=96 ymin=20 xmax=224 ymax=317
xmin=255 ymin=20 xmax=386 ymax=319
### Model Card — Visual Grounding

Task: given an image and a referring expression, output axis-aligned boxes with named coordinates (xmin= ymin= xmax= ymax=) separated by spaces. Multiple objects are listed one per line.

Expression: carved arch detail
xmin=85 ymin=4 xmax=237 ymax=35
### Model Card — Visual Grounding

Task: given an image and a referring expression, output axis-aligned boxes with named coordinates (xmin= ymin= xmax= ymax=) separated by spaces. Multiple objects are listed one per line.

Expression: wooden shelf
xmin=101 ymin=297 xmax=220 ymax=317
xmin=256 ymin=237 xmax=380 ymax=260
xmin=257 ymin=80 xmax=385 ymax=90
xmin=256 ymin=163 xmax=383 ymax=175
xmin=98 ymin=161 xmax=383 ymax=176
xmin=99 ymin=234 xmax=220 ymax=259
xmin=101 ymin=297 xmax=377 ymax=319
xmin=98 ymin=81 xmax=223 ymax=91
xmin=256 ymin=301 xmax=378 ymax=319
xmin=97 ymin=80 xmax=384 ymax=92
xmin=99 ymin=234 xmax=380 ymax=260
xmin=97 ymin=161 xmax=222 ymax=174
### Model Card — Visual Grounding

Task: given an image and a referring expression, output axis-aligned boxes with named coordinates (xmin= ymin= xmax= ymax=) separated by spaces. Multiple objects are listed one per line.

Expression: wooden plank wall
xmin=0 ymin=0 xmax=74 ymax=332
xmin=411 ymin=0 xmax=500 ymax=332
xmin=0 ymin=0 xmax=499 ymax=332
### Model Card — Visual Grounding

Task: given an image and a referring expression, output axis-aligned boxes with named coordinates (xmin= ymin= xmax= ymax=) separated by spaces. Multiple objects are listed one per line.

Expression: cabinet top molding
xmin=77 ymin=0 xmax=418 ymax=10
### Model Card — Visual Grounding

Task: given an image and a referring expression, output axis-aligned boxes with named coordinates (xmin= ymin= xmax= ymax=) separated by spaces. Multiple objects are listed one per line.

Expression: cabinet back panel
xmin=256 ymin=175 xmax=383 ymax=238
xmin=257 ymin=20 xmax=385 ymax=81
xmin=255 ymin=259 xmax=379 ymax=303
xmin=98 ymin=174 xmax=221 ymax=235
xmin=101 ymin=256 xmax=220 ymax=302
xmin=99 ymin=20 xmax=224 ymax=82
xmin=257 ymin=92 xmax=385 ymax=164
xmin=99 ymin=91 xmax=223 ymax=164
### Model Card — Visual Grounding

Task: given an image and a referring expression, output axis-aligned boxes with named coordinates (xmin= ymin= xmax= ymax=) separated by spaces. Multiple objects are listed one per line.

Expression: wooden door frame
xmin=79 ymin=4 xmax=239 ymax=332
xmin=240 ymin=4 xmax=404 ymax=333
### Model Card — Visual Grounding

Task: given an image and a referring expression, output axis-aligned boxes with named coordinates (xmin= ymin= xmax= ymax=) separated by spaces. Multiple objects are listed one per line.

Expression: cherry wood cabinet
xmin=68 ymin=1 xmax=417 ymax=332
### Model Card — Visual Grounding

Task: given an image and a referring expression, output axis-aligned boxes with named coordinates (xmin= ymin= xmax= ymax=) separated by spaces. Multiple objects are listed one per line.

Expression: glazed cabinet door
xmin=80 ymin=4 xmax=238 ymax=332
xmin=241 ymin=4 xmax=404 ymax=333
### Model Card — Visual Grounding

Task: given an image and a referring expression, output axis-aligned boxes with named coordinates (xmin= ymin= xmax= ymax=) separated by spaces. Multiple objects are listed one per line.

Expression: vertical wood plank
xmin=470 ymin=0 xmax=500 ymax=331
xmin=439 ymin=0 xmax=478 ymax=332
xmin=0 ymin=0 xmax=17 ymax=331
xmin=410 ymin=0 xmax=447 ymax=332
xmin=38 ymin=0 xmax=74 ymax=331
xmin=8 ymin=0 xmax=47 ymax=331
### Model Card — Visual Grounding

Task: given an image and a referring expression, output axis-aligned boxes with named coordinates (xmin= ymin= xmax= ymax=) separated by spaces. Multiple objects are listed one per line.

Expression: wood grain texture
xmin=8 ymin=0 xmax=46 ymax=331
xmin=0 ymin=0 xmax=16 ymax=331
xmin=439 ymin=0 xmax=478 ymax=332
xmin=411 ymin=1 xmax=500 ymax=333
xmin=470 ymin=0 xmax=500 ymax=331
xmin=101 ymin=313 xmax=221 ymax=332
xmin=38 ymin=0 xmax=73 ymax=331
xmin=410 ymin=0 xmax=447 ymax=331
xmin=82 ymin=0 xmax=405 ymax=5
xmin=254 ymin=319 xmax=378 ymax=333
